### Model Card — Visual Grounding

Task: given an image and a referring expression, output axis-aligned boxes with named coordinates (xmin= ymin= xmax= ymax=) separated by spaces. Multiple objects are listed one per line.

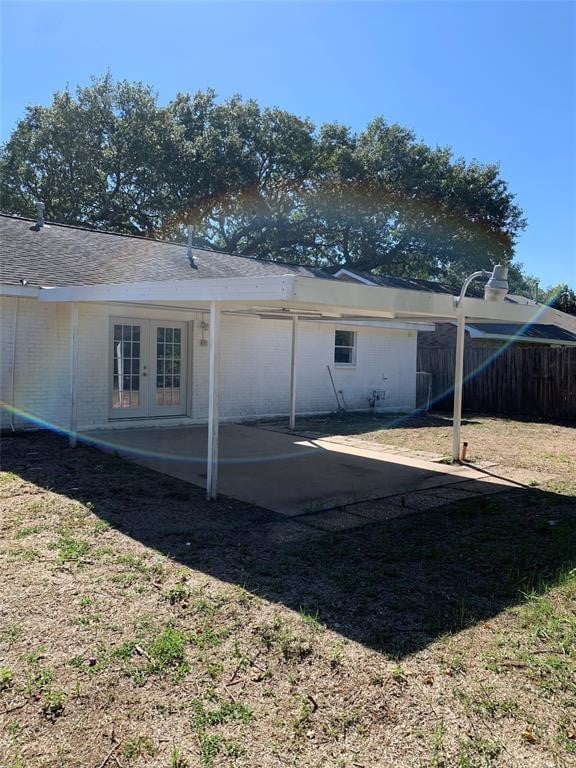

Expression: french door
xmin=110 ymin=318 xmax=188 ymax=418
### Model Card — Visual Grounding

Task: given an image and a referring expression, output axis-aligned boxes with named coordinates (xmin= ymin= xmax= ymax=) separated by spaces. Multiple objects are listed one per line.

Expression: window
xmin=112 ymin=323 xmax=141 ymax=409
xmin=155 ymin=326 xmax=182 ymax=406
xmin=334 ymin=330 xmax=356 ymax=365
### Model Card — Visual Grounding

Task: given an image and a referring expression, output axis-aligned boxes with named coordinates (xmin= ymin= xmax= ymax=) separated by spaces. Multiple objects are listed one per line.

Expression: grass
xmin=122 ymin=736 xmax=157 ymax=760
xmin=147 ymin=626 xmax=189 ymax=676
xmin=41 ymin=688 xmax=65 ymax=720
xmin=190 ymin=700 xmax=252 ymax=766
xmin=168 ymin=746 xmax=189 ymax=768
xmin=191 ymin=699 xmax=253 ymax=729
xmin=0 ymin=420 xmax=575 ymax=767
xmin=0 ymin=667 xmax=14 ymax=691
xmin=54 ymin=534 xmax=91 ymax=562
xmin=277 ymin=411 xmax=576 ymax=494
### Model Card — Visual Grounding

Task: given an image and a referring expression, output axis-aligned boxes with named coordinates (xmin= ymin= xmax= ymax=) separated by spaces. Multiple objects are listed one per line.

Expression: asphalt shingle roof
xmin=348 ymin=269 xmax=533 ymax=303
xmin=0 ymin=214 xmax=332 ymax=288
xmin=467 ymin=322 xmax=576 ymax=343
xmin=346 ymin=269 xmax=456 ymax=295
xmin=2 ymin=216 xmax=568 ymax=343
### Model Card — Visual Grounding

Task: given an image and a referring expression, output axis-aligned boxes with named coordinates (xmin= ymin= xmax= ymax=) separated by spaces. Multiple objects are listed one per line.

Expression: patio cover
xmin=35 ymin=273 xmax=556 ymax=499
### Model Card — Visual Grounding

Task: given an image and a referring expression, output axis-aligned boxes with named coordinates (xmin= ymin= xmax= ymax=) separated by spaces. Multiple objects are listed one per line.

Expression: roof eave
xmin=37 ymin=275 xmax=296 ymax=304
xmin=36 ymin=273 xmax=556 ymax=326
xmin=0 ymin=283 xmax=42 ymax=298
xmin=466 ymin=329 xmax=576 ymax=346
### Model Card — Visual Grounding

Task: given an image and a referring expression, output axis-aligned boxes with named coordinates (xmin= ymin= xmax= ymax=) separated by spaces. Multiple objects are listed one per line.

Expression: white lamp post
xmin=452 ymin=265 xmax=509 ymax=462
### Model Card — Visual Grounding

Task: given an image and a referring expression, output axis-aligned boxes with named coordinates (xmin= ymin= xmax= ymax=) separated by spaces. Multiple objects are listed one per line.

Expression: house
xmin=1 ymin=213 xmax=435 ymax=436
xmin=0 ymin=209 xmax=560 ymax=496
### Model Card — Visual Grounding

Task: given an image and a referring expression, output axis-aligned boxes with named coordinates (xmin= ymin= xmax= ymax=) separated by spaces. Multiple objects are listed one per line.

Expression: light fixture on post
xmin=452 ymin=265 xmax=509 ymax=462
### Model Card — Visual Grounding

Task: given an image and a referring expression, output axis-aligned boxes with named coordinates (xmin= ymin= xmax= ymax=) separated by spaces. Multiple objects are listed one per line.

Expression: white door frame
xmin=108 ymin=317 xmax=188 ymax=419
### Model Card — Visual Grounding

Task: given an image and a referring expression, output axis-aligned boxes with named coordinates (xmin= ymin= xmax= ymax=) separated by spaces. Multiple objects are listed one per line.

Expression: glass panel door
xmin=149 ymin=322 xmax=187 ymax=417
xmin=110 ymin=320 xmax=148 ymax=418
xmin=110 ymin=318 xmax=187 ymax=419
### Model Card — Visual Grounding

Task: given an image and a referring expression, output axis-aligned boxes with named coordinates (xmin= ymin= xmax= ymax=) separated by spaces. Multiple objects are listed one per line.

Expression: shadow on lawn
xmin=263 ymin=410 xmax=576 ymax=439
xmin=257 ymin=410 xmax=482 ymax=437
xmin=4 ymin=431 xmax=576 ymax=659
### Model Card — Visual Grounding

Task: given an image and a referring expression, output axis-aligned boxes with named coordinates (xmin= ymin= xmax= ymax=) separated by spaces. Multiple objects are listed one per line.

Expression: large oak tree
xmin=1 ymin=75 xmax=532 ymax=290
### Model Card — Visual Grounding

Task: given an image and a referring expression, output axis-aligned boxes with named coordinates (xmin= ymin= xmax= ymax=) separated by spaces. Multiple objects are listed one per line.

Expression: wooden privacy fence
xmin=417 ymin=346 xmax=576 ymax=419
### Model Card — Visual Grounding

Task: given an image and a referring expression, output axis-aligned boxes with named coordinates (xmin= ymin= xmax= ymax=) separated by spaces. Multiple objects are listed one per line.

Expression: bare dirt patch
xmin=1 ymin=424 xmax=575 ymax=768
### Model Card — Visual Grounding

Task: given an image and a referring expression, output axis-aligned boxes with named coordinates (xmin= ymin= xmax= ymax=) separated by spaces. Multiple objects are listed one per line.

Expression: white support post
xmin=69 ymin=303 xmax=79 ymax=447
xmin=289 ymin=315 xmax=298 ymax=430
xmin=451 ymin=310 xmax=466 ymax=462
xmin=206 ymin=301 xmax=221 ymax=500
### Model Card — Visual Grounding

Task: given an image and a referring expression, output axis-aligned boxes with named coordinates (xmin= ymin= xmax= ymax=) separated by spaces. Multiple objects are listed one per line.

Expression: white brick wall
xmin=1 ymin=298 xmax=417 ymax=432
xmin=0 ymin=297 xmax=71 ymax=431
xmin=218 ymin=315 xmax=417 ymax=418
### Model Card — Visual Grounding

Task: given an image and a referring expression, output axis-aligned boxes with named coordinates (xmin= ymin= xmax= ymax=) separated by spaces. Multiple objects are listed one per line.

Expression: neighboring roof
xmin=466 ymin=322 xmax=576 ymax=344
xmin=335 ymin=268 xmax=543 ymax=305
xmin=0 ymin=214 xmax=332 ymax=288
xmin=334 ymin=267 xmax=455 ymax=294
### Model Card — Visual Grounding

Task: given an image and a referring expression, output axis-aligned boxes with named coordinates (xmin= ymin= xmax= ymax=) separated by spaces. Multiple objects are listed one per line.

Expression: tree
xmin=1 ymin=74 xmax=528 ymax=287
xmin=300 ymin=119 xmax=526 ymax=283
xmin=542 ymin=284 xmax=576 ymax=316
xmin=170 ymin=93 xmax=319 ymax=258
xmin=1 ymin=74 xmax=181 ymax=236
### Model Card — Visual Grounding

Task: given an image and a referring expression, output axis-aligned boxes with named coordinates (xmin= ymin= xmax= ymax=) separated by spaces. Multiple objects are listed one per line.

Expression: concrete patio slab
xmin=82 ymin=424 xmax=515 ymax=516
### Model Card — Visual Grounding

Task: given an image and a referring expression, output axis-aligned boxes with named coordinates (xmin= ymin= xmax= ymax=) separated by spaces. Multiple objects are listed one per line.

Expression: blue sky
xmin=1 ymin=1 xmax=574 ymax=287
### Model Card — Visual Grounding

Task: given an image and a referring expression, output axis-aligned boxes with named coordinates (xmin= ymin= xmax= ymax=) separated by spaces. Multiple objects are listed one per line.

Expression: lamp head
xmin=484 ymin=265 xmax=509 ymax=302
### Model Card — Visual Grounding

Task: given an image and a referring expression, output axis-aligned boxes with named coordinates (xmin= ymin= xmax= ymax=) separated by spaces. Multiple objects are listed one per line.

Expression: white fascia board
xmin=34 ymin=271 xmax=561 ymax=327
xmin=0 ymin=283 xmax=41 ymax=298
xmin=292 ymin=275 xmax=454 ymax=318
xmin=458 ymin=296 xmax=555 ymax=324
xmin=38 ymin=275 xmax=296 ymax=304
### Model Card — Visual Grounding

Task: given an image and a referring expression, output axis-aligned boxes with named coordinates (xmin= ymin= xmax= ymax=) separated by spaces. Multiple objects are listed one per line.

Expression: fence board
xmin=417 ymin=346 xmax=576 ymax=419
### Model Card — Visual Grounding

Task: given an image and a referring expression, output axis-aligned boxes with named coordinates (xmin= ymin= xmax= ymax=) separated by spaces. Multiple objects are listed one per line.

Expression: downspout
xmin=9 ymin=297 xmax=20 ymax=431
xmin=289 ymin=315 xmax=298 ymax=430
xmin=69 ymin=303 xmax=79 ymax=447
xmin=206 ymin=301 xmax=221 ymax=500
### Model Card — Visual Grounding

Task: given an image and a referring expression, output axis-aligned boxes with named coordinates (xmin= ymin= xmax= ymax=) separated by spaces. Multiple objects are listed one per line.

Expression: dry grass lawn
xmin=267 ymin=412 xmax=575 ymax=492
xmin=1 ymin=414 xmax=575 ymax=768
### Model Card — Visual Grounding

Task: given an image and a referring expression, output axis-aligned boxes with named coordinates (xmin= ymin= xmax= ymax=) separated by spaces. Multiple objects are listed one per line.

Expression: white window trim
xmin=334 ymin=329 xmax=357 ymax=367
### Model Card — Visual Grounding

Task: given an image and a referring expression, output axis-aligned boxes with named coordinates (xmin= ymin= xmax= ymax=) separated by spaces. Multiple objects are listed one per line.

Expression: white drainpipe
xmin=69 ymin=303 xmax=79 ymax=446
xmin=9 ymin=297 xmax=20 ymax=431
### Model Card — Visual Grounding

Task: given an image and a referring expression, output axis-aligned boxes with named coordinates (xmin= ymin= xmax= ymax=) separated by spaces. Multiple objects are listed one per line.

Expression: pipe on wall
xmin=9 ymin=297 xmax=20 ymax=431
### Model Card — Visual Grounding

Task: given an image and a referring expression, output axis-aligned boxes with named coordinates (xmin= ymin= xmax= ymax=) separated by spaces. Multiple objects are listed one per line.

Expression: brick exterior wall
xmin=1 ymin=297 xmax=418 ymax=432
xmin=0 ymin=297 xmax=71 ymax=431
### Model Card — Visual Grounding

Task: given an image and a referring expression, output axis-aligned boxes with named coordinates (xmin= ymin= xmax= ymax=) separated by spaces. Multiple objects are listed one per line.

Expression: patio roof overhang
xmin=34 ymin=273 xmax=559 ymax=501
xmin=37 ymin=273 xmax=554 ymax=326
